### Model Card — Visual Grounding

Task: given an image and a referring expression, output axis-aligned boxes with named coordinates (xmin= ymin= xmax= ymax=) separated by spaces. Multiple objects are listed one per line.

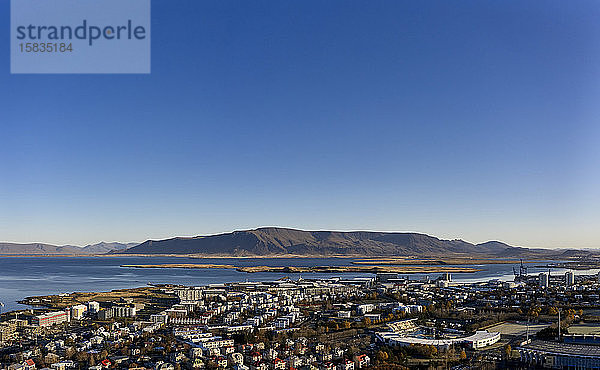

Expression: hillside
xmin=0 ymin=242 xmax=137 ymax=255
xmin=117 ymin=227 xmax=542 ymax=257
xmin=0 ymin=243 xmax=84 ymax=255
xmin=82 ymin=242 xmax=139 ymax=254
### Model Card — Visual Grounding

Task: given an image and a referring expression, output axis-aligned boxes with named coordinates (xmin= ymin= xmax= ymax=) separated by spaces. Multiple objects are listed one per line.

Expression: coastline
xmin=0 ymin=253 xmax=555 ymax=263
xmin=120 ymin=263 xmax=484 ymax=274
xmin=0 ymin=253 xmax=361 ymax=258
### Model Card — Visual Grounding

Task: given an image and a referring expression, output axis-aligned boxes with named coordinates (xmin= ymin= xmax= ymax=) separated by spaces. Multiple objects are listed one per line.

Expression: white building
xmin=70 ymin=305 xmax=87 ymax=320
xmin=356 ymin=304 xmax=375 ymax=315
xmin=338 ymin=311 xmax=351 ymax=319
xmin=379 ymin=330 xmax=500 ymax=350
xmin=31 ymin=311 xmax=69 ymax=327
xmin=463 ymin=331 xmax=502 ymax=349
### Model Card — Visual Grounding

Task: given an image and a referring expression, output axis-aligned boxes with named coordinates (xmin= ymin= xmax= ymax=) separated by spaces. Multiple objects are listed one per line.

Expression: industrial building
xmin=519 ymin=340 xmax=600 ymax=368
xmin=31 ymin=311 xmax=69 ymax=327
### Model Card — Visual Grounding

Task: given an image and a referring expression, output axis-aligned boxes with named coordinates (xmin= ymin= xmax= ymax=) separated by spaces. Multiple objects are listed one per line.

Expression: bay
xmin=0 ymin=256 xmax=596 ymax=313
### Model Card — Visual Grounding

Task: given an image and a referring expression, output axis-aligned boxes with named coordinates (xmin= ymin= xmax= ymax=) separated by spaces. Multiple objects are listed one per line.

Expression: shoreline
xmin=0 ymin=253 xmax=559 ymax=262
xmin=120 ymin=263 xmax=484 ymax=274
xmin=351 ymin=258 xmax=532 ymax=265
xmin=0 ymin=253 xmax=364 ymax=258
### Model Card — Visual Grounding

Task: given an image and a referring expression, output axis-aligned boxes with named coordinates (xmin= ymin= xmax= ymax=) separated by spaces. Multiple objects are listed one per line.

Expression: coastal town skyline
xmin=3 ymin=2 xmax=600 ymax=368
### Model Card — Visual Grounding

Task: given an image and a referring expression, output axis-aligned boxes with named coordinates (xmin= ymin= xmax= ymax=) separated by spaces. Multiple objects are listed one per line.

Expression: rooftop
xmin=521 ymin=340 xmax=600 ymax=358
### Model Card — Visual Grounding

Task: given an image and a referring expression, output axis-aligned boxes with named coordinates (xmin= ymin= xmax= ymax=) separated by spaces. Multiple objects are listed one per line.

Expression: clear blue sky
xmin=1 ymin=1 xmax=599 ymax=248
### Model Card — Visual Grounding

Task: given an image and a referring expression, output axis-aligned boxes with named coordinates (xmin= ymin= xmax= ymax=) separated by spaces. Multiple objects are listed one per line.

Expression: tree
xmin=65 ymin=347 xmax=76 ymax=360
xmin=505 ymin=345 xmax=512 ymax=359
xmin=528 ymin=306 xmax=541 ymax=318
xmin=537 ymin=325 xmax=568 ymax=340
xmin=75 ymin=351 xmax=88 ymax=363
xmin=376 ymin=350 xmax=388 ymax=362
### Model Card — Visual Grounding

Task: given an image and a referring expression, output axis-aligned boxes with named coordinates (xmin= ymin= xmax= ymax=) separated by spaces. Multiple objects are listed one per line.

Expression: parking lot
xmin=487 ymin=322 xmax=550 ymax=336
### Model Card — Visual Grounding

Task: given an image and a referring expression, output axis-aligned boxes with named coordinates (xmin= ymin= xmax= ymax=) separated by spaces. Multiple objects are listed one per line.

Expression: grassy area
xmin=568 ymin=323 xmax=600 ymax=335
xmin=486 ymin=322 xmax=550 ymax=336
xmin=19 ymin=286 xmax=174 ymax=309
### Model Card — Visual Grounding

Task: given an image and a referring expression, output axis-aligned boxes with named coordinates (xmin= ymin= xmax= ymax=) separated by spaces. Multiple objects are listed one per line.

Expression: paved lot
xmin=568 ymin=323 xmax=600 ymax=335
xmin=487 ymin=322 xmax=550 ymax=336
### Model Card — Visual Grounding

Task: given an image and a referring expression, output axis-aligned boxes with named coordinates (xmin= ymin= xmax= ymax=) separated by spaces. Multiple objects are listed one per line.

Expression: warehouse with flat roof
xmin=519 ymin=340 xmax=600 ymax=369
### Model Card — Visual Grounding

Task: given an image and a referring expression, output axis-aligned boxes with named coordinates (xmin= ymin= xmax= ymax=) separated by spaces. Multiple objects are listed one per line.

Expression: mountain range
xmin=0 ymin=242 xmax=137 ymax=255
xmin=1 ymin=228 xmax=586 ymax=258
xmin=115 ymin=227 xmax=552 ymax=257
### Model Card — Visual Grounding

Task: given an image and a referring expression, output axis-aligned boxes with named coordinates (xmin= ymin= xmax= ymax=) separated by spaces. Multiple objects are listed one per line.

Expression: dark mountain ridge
xmin=118 ymin=227 xmax=549 ymax=257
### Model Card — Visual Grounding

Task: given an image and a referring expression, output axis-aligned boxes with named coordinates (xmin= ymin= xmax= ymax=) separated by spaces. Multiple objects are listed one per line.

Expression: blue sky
xmin=1 ymin=0 xmax=599 ymax=247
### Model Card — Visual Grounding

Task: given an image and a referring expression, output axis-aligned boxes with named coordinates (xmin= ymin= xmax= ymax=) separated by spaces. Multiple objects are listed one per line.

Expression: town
xmin=2 ymin=268 xmax=600 ymax=370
